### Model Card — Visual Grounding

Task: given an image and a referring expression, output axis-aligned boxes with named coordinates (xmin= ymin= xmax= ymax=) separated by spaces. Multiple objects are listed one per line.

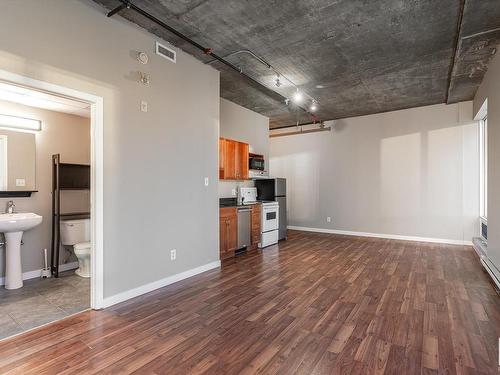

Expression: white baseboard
xmin=0 ymin=261 xmax=79 ymax=286
xmin=101 ymin=260 xmax=221 ymax=309
xmin=287 ymin=226 xmax=473 ymax=246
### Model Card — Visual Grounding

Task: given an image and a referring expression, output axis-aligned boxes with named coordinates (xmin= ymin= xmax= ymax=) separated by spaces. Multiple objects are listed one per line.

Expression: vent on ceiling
xmin=155 ymin=41 xmax=176 ymax=63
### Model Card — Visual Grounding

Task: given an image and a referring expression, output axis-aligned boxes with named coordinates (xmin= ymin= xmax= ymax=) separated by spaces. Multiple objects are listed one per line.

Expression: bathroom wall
xmin=219 ymin=98 xmax=269 ymax=198
xmin=0 ymin=0 xmax=219 ymax=299
xmin=0 ymin=100 xmax=90 ymax=280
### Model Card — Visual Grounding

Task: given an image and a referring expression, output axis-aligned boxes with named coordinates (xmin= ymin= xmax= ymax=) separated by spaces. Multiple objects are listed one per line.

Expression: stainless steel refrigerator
xmin=255 ymin=178 xmax=287 ymax=240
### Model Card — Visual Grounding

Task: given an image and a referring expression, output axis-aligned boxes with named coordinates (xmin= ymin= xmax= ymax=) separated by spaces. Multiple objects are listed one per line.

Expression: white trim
xmin=0 ymin=261 xmax=78 ymax=286
xmin=288 ymin=226 xmax=473 ymax=246
xmin=0 ymin=69 xmax=105 ymax=309
xmin=101 ymin=260 xmax=221 ymax=309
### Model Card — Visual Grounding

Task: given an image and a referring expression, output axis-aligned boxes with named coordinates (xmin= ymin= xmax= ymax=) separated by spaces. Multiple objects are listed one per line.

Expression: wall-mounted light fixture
xmin=0 ymin=114 xmax=41 ymax=131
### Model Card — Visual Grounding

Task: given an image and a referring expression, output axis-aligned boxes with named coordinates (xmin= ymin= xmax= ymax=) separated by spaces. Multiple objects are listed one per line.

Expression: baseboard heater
xmin=481 ymin=256 xmax=500 ymax=291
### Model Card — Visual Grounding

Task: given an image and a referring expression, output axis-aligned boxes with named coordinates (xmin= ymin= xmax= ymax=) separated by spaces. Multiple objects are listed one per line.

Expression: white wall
xmin=270 ymin=102 xmax=479 ymax=243
xmin=219 ymin=98 xmax=269 ymax=197
xmin=0 ymin=100 xmax=90 ymax=277
xmin=0 ymin=0 xmax=219 ymax=298
xmin=474 ymin=52 xmax=500 ymax=271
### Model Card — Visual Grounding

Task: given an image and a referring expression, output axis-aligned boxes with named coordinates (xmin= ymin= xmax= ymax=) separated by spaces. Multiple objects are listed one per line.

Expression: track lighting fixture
xmin=275 ymin=75 xmax=281 ymax=87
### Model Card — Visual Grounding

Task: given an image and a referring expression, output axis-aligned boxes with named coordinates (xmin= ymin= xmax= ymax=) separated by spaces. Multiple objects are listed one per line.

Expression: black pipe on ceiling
xmin=270 ymin=120 xmax=325 ymax=130
xmin=106 ymin=0 xmax=317 ymax=122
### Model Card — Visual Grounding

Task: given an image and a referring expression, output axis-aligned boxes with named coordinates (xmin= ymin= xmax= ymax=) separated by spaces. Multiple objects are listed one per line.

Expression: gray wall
xmin=219 ymin=98 xmax=269 ymax=198
xmin=474 ymin=52 xmax=500 ymax=271
xmin=0 ymin=100 xmax=90 ymax=278
xmin=270 ymin=102 xmax=479 ymax=242
xmin=0 ymin=0 xmax=219 ymax=298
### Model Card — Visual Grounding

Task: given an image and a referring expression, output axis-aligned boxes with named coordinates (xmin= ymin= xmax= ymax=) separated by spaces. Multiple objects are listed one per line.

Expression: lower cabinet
xmin=251 ymin=204 xmax=261 ymax=247
xmin=220 ymin=207 xmax=237 ymax=259
xmin=220 ymin=204 xmax=261 ymax=260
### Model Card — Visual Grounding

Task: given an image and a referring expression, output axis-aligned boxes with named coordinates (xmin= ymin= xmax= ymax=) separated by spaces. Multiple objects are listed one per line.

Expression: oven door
xmin=262 ymin=206 xmax=279 ymax=232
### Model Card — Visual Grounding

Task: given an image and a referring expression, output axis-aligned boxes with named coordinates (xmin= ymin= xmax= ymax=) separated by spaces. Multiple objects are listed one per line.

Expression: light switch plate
xmin=204 ymin=177 xmax=209 ymax=186
xmin=16 ymin=179 xmax=26 ymax=187
xmin=231 ymin=189 xmax=236 ymax=196
xmin=140 ymin=100 xmax=148 ymax=112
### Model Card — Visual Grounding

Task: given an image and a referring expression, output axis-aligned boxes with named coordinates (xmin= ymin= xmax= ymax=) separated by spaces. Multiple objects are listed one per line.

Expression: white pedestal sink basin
xmin=0 ymin=213 xmax=42 ymax=289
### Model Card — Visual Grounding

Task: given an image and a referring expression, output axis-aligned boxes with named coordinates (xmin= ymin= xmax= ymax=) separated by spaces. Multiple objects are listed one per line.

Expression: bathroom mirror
xmin=0 ymin=128 xmax=36 ymax=192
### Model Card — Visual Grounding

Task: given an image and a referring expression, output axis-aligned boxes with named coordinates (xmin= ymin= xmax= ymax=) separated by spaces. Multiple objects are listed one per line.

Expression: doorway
xmin=0 ymin=69 xmax=104 ymax=339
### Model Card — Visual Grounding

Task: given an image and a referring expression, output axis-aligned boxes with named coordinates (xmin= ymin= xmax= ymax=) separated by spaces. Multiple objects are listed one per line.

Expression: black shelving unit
xmin=51 ymin=154 xmax=90 ymax=277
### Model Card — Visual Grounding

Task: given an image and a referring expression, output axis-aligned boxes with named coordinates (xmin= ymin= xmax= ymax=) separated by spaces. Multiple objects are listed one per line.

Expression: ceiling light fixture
xmin=310 ymin=101 xmax=318 ymax=112
xmin=293 ymin=89 xmax=303 ymax=103
xmin=0 ymin=113 xmax=41 ymax=131
xmin=275 ymin=75 xmax=281 ymax=87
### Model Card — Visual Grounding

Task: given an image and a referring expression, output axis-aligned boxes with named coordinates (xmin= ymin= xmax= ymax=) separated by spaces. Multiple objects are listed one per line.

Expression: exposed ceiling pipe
xmin=206 ymin=50 xmax=320 ymax=104
xmin=106 ymin=0 xmax=319 ymax=121
xmin=446 ymin=0 xmax=466 ymax=103
xmin=270 ymin=120 xmax=325 ymax=130
xmin=270 ymin=126 xmax=331 ymax=138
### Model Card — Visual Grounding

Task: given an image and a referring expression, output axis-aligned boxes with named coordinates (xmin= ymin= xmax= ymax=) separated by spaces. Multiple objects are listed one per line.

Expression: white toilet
xmin=60 ymin=219 xmax=91 ymax=278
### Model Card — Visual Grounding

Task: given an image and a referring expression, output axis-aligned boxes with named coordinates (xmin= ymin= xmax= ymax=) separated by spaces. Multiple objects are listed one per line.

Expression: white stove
xmin=259 ymin=201 xmax=279 ymax=248
xmin=238 ymin=187 xmax=279 ymax=248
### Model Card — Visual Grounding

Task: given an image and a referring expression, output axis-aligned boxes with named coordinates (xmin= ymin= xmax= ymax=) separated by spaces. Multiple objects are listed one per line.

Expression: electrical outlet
xmin=204 ymin=177 xmax=209 ymax=186
xmin=140 ymin=100 xmax=148 ymax=112
xmin=231 ymin=188 xmax=237 ymax=196
xmin=170 ymin=249 xmax=176 ymax=261
xmin=326 ymin=216 xmax=332 ymax=223
xmin=16 ymin=179 xmax=26 ymax=187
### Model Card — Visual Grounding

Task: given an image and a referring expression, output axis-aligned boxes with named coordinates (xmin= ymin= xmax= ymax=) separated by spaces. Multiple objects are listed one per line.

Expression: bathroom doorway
xmin=0 ymin=70 xmax=104 ymax=340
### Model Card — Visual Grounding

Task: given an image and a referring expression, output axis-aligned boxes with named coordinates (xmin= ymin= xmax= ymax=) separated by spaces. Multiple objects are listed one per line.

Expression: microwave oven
xmin=249 ymin=154 xmax=265 ymax=171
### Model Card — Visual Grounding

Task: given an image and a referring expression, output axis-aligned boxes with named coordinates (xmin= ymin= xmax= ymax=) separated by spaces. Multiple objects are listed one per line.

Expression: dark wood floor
xmin=1 ymin=230 xmax=499 ymax=374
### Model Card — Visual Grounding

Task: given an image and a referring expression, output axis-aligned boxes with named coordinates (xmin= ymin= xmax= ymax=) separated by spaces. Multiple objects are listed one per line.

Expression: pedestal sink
xmin=0 ymin=213 xmax=42 ymax=289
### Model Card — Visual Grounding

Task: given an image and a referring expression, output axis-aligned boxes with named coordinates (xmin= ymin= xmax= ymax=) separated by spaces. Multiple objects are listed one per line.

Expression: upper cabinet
xmin=219 ymin=138 xmax=249 ymax=180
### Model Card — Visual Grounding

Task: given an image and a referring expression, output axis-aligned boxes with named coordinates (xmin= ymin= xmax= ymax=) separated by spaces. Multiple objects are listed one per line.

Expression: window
xmin=479 ymin=115 xmax=488 ymax=219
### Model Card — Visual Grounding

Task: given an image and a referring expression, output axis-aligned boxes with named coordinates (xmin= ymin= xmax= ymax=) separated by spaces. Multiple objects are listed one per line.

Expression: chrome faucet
xmin=6 ymin=201 xmax=15 ymax=214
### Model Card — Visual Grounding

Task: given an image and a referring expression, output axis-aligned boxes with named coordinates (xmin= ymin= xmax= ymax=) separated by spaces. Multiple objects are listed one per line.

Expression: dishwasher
xmin=237 ymin=207 xmax=251 ymax=250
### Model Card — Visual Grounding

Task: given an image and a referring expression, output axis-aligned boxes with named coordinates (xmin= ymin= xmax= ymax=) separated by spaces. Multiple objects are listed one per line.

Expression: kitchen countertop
xmin=219 ymin=198 xmax=261 ymax=208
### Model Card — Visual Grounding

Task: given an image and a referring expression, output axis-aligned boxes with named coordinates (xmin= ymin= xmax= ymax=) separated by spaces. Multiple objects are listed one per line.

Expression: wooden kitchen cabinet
xmin=220 ymin=207 xmax=238 ymax=258
xmin=251 ymin=204 xmax=261 ymax=247
xmin=219 ymin=138 xmax=249 ymax=180
xmin=235 ymin=141 xmax=249 ymax=180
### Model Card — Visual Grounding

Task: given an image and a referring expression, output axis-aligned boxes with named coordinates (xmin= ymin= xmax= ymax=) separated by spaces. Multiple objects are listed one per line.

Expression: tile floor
xmin=0 ymin=271 xmax=89 ymax=340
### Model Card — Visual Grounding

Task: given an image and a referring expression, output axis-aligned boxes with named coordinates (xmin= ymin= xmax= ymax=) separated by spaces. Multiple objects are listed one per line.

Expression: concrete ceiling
xmin=92 ymin=0 xmax=500 ymax=128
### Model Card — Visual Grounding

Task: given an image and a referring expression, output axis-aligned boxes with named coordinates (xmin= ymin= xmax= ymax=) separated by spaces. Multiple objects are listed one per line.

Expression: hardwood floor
xmin=1 ymin=230 xmax=499 ymax=374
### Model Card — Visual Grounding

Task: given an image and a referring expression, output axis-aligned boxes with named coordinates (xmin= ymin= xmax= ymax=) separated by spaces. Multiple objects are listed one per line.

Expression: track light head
xmin=293 ymin=89 xmax=303 ymax=103
xmin=310 ymin=101 xmax=318 ymax=112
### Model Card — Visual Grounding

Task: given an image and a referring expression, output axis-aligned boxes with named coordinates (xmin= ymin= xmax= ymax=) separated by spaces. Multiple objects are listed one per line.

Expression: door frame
xmin=0 ymin=69 xmax=104 ymax=309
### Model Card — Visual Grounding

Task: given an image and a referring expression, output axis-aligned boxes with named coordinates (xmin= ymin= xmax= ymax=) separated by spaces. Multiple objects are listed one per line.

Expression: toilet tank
xmin=60 ymin=219 xmax=90 ymax=245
